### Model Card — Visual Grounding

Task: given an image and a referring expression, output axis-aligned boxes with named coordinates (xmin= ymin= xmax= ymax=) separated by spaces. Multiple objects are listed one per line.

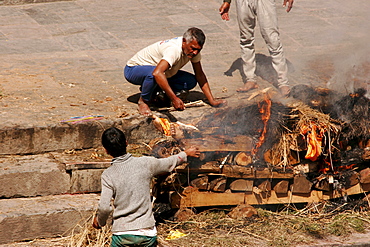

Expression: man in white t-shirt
xmin=124 ymin=27 xmax=226 ymax=116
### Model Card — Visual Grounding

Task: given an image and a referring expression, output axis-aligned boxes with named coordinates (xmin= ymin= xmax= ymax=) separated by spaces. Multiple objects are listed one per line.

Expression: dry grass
xmin=67 ymin=214 xmax=111 ymax=247
xmin=155 ymin=199 xmax=370 ymax=247
xmin=65 ymin=198 xmax=370 ymax=247
xmin=271 ymin=101 xmax=342 ymax=168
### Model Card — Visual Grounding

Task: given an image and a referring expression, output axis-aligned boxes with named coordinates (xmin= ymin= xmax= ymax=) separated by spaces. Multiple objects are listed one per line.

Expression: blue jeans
xmin=124 ymin=65 xmax=197 ymax=101
xmin=111 ymin=234 xmax=157 ymax=247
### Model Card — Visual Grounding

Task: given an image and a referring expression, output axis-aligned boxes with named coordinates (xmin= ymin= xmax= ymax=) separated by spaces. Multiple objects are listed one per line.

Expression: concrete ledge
xmin=0 ymin=0 xmax=71 ymax=5
xmin=0 ymin=119 xmax=122 ymax=155
xmin=0 ymin=194 xmax=99 ymax=244
xmin=0 ymin=154 xmax=71 ymax=198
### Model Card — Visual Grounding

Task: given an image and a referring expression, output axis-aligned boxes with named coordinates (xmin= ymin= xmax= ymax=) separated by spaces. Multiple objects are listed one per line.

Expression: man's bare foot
xmin=279 ymin=85 xmax=291 ymax=97
xmin=138 ymin=101 xmax=152 ymax=116
xmin=236 ymin=81 xmax=258 ymax=92
xmin=137 ymin=97 xmax=152 ymax=116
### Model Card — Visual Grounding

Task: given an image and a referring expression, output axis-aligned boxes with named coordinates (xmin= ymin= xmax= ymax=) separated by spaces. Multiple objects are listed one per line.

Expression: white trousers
xmin=235 ymin=0 xmax=289 ymax=87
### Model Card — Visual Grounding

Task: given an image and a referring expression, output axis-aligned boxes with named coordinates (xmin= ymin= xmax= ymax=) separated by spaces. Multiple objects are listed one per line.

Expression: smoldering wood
xmin=229 ymin=179 xmax=254 ymax=192
xmin=273 ymin=180 xmax=289 ymax=194
xmin=258 ymin=180 xmax=272 ymax=192
xmin=175 ymin=161 xmax=220 ymax=173
xmin=360 ymin=168 xmax=370 ymax=184
xmin=209 ymin=177 xmax=227 ymax=192
xmin=314 ymin=177 xmax=330 ymax=191
xmin=190 ymin=176 xmax=209 ymax=190
xmin=234 ymin=152 xmax=253 ymax=166
xmin=182 ymin=135 xmax=254 ymax=152
xmin=150 ymin=88 xmax=370 ymax=208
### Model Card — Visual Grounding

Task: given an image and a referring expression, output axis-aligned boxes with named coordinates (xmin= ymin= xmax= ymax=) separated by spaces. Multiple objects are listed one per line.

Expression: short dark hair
xmin=101 ymin=127 xmax=127 ymax=157
xmin=183 ymin=27 xmax=206 ymax=47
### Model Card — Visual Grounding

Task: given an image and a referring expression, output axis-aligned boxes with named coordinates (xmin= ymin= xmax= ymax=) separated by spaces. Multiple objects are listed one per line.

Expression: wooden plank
xmin=182 ymin=135 xmax=253 ymax=152
xmin=170 ymin=191 xmax=246 ymax=208
xmin=65 ymin=162 xmax=111 ymax=170
xmin=170 ymin=190 xmax=326 ymax=208
xmin=222 ymin=165 xmax=254 ymax=178
xmin=255 ymin=168 xmax=294 ymax=179
xmin=170 ymin=182 xmax=370 ymax=208
xmin=175 ymin=161 xmax=221 ymax=173
xmin=222 ymin=165 xmax=294 ymax=179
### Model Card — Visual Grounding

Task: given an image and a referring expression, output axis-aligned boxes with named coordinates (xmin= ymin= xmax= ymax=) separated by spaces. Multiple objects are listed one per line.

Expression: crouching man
xmin=124 ymin=27 xmax=226 ymax=116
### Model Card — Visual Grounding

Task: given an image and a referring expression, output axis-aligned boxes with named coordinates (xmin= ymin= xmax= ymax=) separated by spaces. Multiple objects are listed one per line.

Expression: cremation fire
xmin=150 ymin=84 xmax=370 ymax=208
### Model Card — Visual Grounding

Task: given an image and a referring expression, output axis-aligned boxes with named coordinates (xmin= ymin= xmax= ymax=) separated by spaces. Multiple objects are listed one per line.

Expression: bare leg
xmin=138 ymin=97 xmax=152 ymax=116
xmin=236 ymin=81 xmax=258 ymax=92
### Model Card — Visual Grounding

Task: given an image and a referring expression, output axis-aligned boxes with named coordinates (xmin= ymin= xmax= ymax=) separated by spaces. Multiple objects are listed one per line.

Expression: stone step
xmin=0 ymin=152 xmax=109 ymax=198
xmin=0 ymin=116 xmax=161 ymax=155
xmin=0 ymin=194 xmax=100 ymax=244
xmin=0 ymin=0 xmax=70 ymax=5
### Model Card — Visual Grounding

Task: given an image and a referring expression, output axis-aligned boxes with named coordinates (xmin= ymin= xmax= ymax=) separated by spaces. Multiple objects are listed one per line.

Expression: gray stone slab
xmin=0 ymin=194 xmax=99 ymax=244
xmin=70 ymin=168 xmax=104 ymax=193
xmin=0 ymin=154 xmax=70 ymax=197
xmin=0 ymin=119 xmax=122 ymax=155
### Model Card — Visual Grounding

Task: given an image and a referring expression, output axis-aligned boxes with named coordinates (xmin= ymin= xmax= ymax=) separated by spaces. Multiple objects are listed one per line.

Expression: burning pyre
xmin=150 ymin=85 xmax=370 ymax=207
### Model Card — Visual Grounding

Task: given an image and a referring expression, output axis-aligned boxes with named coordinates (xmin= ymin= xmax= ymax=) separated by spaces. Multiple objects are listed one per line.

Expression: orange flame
xmin=152 ymin=115 xmax=172 ymax=136
xmin=252 ymin=94 xmax=272 ymax=155
xmin=300 ymin=122 xmax=325 ymax=161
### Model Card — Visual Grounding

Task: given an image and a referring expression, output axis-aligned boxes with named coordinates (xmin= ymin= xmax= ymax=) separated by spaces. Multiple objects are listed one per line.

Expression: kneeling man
xmin=124 ymin=27 xmax=226 ymax=116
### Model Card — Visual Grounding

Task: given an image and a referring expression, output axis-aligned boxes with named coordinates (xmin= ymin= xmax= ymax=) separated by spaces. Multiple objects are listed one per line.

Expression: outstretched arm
xmin=219 ymin=2 xmax=231 ymax=21
xmin=283 ymin=0 xmax=294 ymax=12
xmin=192 ymin=61 xmax=226 ymax=107
xmin=153 ymin=59 xmax=185 ymax=110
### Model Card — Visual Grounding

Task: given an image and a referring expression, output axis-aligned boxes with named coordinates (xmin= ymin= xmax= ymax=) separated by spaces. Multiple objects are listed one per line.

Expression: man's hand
xmin=92 ymin=216 xmax=101 ymax=229
xmin=219 ymin=2 xmax=230 ymax=21
xmin=185 ymin=146 xmax=200 ymax=158
xmin=283 ymin=0 xmax=294 ymax=12
xmin=171 ymin=97 xmax=185 ymax=111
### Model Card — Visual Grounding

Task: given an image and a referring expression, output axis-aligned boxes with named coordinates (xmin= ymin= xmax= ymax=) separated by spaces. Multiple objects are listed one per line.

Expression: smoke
xmin=289 ymin=1 xmax=370 ymax=97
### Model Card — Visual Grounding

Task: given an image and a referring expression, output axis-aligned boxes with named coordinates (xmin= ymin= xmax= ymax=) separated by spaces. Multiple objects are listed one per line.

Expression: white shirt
xmin=126 ymin=37 xmax=201 ymax=78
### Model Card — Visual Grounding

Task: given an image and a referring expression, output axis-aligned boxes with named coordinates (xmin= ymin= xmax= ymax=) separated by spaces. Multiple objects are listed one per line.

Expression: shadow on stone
xmin=224 ymin=54 xmax=295 ymax=86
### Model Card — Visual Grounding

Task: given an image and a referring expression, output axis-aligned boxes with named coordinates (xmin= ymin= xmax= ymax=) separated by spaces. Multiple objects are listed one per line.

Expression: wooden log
xmin=175 ymin=161 xmax=220 ymax=173
xmin=345 ymin=172 xmax=359 ymax=188
xmin=222 ymin=165 xmax=294 ymax=179
xmin=209 ymin=177 xmax=227 ymax=192
xmin=273 ymin=180 xmax=289 ymax=194
xmin=255 ymin=168 xmax=294 ymax=179
xmin=190 ymin=176 xmax=209 ymax=191
xmin=293 ymin=162 xmax=318 ymax=174
xmin=182 ymin=135 xmax=253 ymax=152
xmin=314 ymin=177 xmax=330 ymax=191
xmin=234 ymin=152 xmax=252 ymax=166
xmin=258 ymin=180 xmax=271 ymax=192
xmin=222 ymin=165 xmax=254 ymax=178
xmin=263 ymin=149 xmax=280 ymax=166
xmin=292 ymin=175 xmax=313 ymax=194
xmin=170 ymin=181 xmax=370 ymax=208
xmin=360 ymin=168 xmax=370 ymax=184
xmin=230 ymin=179 xmax=254 ymax=192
